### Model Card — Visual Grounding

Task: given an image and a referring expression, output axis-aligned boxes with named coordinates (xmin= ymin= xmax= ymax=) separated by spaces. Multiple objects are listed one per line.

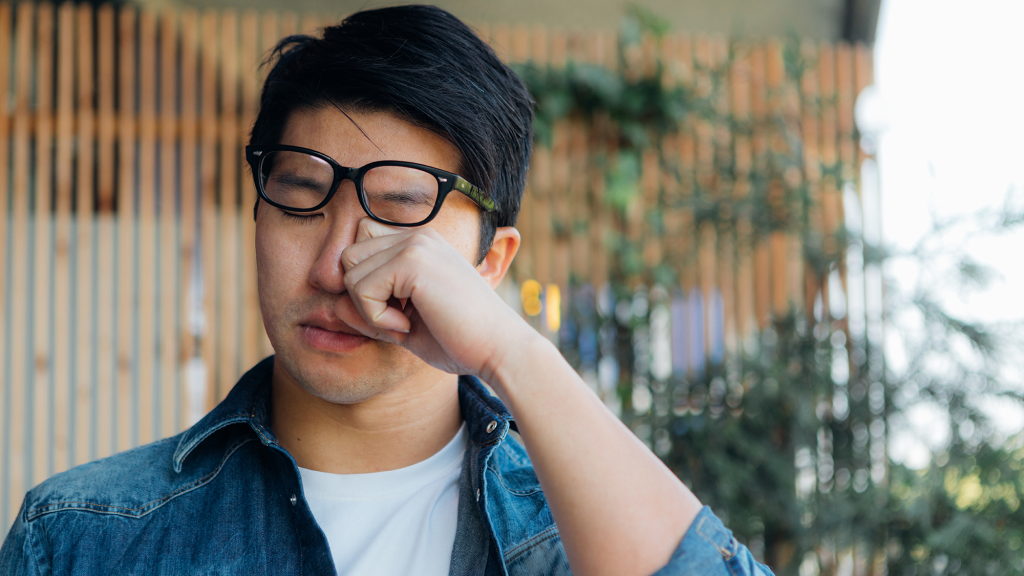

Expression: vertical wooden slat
xmin=299 ymin=13 xmax=319 ymax=36
xmin=239 ymin=11 xmax=260 ymax=368
xmin=780 ymin=40 xmax=806 ymax=313
xmin=567 ymin=31 xmax=590 ymax=288
xmin=278 ymin=11 xmax=297 ymax=39
xmin=693 ymin=36 xmax=716 ymax=359
xmin=657 ymin=35 xmax=678 ymax=290
xmin=32 ymin=2 xmax=55 ymax=486
xmin=199 ymin=11 xmax=218 ymax=411
xmin=53 ymin=2 xmax=75 ymax=473
xmin=159 ymin=11 xmax=179 ymax=440
xmin=137 ymin=9 xmax=157 ymax=446
xmin=836 ymin=43 xmax=856 ymax=312
xmin=711 ymin=37 xmax=735 ymax=357
xmin=853 ymin=45 xmax=873 ymax=175
xmin=527 ymin=25 xmax=553 ymax=292
xmin=73 ymin=2 xmax=95 ymax=467
xmin=819 ymin=42 xmax=840 ymax=268
xmin=637 ymin=34 xmax=660 ymax=284
xmin=638 ymin=148 xmax=659 ymax=275
xmin=8 ymin=1 xmax=34 ymax=513
xmin=670 ymin=34 xmax=696 ymax=366
xmin=586 ymin=32 xmax=612 ymax=290
xmin=765 ymin=38 xmax=789 ymax=317
xmin=836 ymin=43 xmax=856 ymax=186
xmin=548 ymin=29 xmax=570 ymax=322
xmin=217 ymin=10 xmax=239 ymax=398
xmin=749 ymin=43 xmax=771 ymax=330
xmin=95 ymin=4 xmax=116 ymax=459
xmin=530 ymin=26 xmax=552 ymax=318
xmin=0 ymin=4 xmax=12 ymax=529
xmin=730 ymin=41 xmax=757 ymax=341
xmin=0 ymin=3 xmax=10 ymax=401
xmin=116 ymin=5 xmax=137 ymax=452
xmin=509 ymin=25 xmax=534 ymax=285
xmin=801 ymin=40 xmax=822 ymax=319
xmin=178 ymin=10 xmax=199 ymax=428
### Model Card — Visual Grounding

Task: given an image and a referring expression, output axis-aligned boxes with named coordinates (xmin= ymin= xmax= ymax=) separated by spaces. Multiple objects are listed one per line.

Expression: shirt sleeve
xmin=650 ymin=506 xmax=775 ymax=576
xmin=0 ymin=499 xmax=46 ymax=576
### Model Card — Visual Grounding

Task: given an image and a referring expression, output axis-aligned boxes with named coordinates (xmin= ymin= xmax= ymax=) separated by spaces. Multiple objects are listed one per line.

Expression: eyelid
xmin=281 ymin=211 xmax=323 ymax=223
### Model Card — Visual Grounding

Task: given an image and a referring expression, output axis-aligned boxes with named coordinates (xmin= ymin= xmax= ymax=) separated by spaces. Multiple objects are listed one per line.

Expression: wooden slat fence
xmin=0 ymin=3 xmax=874 ymax=540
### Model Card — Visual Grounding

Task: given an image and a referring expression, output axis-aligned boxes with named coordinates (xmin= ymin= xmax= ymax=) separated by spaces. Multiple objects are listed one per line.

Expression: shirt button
xmin=486 ymin=421 xmax=498 ymax=433
xmin=289 ymin=494 xmax=297 ymax=506
xmin=476 ymin=488 xmax=481 ymax=502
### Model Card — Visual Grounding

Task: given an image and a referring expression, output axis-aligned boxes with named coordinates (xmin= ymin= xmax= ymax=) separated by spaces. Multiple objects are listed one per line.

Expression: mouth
xmin=298 ymin=311 xmax=370 ymax=353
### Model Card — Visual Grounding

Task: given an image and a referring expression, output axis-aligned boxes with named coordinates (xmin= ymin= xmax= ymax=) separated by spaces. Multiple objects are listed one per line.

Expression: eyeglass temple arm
xmin=452 ymin=177 xmax=497 ymax=212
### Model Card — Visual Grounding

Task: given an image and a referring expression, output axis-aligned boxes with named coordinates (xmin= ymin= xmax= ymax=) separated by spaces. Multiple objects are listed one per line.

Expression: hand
xmin=333 ymin=217 xmax=529 ymax=380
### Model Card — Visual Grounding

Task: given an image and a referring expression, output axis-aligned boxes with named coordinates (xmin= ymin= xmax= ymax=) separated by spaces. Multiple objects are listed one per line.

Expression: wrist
xmin=479 ymin=323 xmax=558 ymax=405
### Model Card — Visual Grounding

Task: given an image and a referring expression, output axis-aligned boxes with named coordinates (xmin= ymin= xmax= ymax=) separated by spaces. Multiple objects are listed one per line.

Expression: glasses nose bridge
xmin=326 ymin=164 xmax=364 ymax=203
xmin=335 ymin=165 xmax=362 ymax=188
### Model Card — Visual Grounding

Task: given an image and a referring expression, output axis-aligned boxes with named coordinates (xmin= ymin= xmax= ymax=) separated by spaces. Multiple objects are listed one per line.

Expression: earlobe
xmin=478 ymin=227 xmax=520 ymax=289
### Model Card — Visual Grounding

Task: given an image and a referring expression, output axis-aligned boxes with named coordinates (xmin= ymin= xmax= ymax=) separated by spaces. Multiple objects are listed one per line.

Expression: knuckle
xmin=402 ymin=240 xmax=430 ymax=261
xmin=343 ymin=273 xmax=358 ymax=291
xmin=340 ymin=249 xmax=359 ymax=270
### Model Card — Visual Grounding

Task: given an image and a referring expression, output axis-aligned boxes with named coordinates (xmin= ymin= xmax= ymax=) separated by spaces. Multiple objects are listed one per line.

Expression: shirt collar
xmin=171 ymin=356 xmax=517 ymax=472
xmin=457 ymin=374 xmax=517 ymax=445
xmin=172 ymin=356 xmax=278 ymax=473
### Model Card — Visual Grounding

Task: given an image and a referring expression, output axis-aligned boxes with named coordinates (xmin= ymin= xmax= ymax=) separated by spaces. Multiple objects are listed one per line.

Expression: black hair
xmin=249 ymin=4 xmax=534 ymax=263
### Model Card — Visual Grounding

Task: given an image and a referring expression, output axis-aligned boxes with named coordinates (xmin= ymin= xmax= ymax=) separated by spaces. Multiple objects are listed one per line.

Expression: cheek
xmin=256 ymin=221 xmax=317 ymax=315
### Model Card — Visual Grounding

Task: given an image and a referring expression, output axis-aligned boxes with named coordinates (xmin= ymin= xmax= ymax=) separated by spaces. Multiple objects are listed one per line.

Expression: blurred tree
xmin=515 ymin=7 xmax=1024 ymax=575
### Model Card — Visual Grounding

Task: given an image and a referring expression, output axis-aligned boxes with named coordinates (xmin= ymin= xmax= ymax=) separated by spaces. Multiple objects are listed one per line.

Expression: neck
xmin=270 ymin=362 xmax=463 ymax=474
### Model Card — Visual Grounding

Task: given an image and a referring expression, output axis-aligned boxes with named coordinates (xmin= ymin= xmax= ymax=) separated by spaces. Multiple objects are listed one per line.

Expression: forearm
xmin=485 ymin=329 xmax=703 ymax=576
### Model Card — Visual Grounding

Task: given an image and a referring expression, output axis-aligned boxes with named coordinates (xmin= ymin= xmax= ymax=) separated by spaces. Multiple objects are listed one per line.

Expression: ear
xmin=476 ymin=227 xmax=520 ymax=289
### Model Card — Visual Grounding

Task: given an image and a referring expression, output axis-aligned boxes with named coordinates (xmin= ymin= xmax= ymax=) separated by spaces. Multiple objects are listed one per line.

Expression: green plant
xmin=515 ymin=9 xmax=1024 ymax=576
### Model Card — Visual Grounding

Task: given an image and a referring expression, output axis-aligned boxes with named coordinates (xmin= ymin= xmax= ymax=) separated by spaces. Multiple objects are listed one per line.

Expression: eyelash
xmin=282 ymin=211 xmax=323 ymax=224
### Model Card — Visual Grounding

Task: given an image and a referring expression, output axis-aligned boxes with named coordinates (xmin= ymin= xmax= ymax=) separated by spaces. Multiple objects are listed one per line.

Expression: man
xmin=1 ymin=5 xmax=773 ymax=575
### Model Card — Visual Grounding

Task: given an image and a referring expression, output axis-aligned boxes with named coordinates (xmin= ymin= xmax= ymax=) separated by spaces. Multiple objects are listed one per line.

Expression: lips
xmin=299 ymin=310 xmax=362 ymax=335
xmin=298 ymin=310 xmax=369 ymax=352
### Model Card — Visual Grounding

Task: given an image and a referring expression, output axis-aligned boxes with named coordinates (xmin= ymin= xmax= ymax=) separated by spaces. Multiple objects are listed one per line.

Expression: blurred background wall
xmin=134 ymin=0 xmax=881 ymax=43
xmin=6 ymin=1 xmax=1024 ymax=575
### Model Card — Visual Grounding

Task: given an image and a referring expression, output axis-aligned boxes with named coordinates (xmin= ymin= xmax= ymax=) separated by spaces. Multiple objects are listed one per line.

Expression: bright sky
xmin=870 ymin=0 xmax=1024 ymax=467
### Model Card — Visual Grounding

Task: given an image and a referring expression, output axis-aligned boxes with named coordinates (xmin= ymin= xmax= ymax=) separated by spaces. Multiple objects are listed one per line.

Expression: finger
xmin=334 ymin=294 xmax=409 ymax=343
xmin=341 ymin=239 xmax=410 ymax=293
xmin=341 ymin=231 xmax=408 ymax=272
xmin=347 ymin=260 xmax=416 ymax=334
xmin=355 ymin=216 xmax=404 ymax=242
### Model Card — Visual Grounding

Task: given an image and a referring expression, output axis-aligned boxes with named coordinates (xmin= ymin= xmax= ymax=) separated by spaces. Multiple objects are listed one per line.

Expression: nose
xmin=306 ymin=180 xmax=365 ymax=294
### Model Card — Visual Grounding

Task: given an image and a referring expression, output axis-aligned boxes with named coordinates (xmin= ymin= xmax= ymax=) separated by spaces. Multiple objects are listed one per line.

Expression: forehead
xmin=278 ymin=106 xmax=463 ymax=174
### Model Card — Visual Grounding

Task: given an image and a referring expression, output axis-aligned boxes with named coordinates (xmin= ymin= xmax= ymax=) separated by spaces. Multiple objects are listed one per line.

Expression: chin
xmin=274 ymin=337 xmax=423 ymax=405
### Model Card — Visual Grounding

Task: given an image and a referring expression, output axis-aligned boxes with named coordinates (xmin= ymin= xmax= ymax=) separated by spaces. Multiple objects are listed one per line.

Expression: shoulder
xmin=24 ymin=435 xmax=180 ymax=522
xmin=23 ymin=426 xmax=253 ymax=523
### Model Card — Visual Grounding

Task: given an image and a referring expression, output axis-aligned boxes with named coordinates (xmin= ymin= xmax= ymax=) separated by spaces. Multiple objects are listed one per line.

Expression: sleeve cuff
xmin=650 ymin=506 xmax=776 ymax=576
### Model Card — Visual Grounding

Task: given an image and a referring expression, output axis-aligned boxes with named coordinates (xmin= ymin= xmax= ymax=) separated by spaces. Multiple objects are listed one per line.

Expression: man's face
xmin=255 ymin=106 xmax=483 ymax=404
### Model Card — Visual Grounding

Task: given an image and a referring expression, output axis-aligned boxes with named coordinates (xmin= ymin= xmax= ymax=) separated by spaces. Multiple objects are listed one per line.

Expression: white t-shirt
xmin=298 ymin=423 xmax=468 ymax=576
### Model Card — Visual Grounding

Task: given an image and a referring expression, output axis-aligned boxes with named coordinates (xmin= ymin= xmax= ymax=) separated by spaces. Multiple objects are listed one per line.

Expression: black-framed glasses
xmin=245 ymin=144 xmax=496 ymax=227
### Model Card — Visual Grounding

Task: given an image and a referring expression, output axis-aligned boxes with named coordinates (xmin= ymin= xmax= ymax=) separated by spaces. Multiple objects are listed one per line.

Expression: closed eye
xmin=269 ymin=173 xmax=332 ymax=194
xmin=373 ymin=190 xmax=436 ymax=207
xmin=281 ymin=211 xmax=323 ymax=224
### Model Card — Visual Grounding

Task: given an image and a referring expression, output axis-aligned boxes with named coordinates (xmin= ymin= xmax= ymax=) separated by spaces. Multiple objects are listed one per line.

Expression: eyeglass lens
xmin=259 ymin=150 xmax=440 ymax=224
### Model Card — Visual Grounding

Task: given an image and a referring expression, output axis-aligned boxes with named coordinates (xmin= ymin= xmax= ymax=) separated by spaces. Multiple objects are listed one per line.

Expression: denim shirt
xmin=1 ymin=356 xmax=774 ymax=576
